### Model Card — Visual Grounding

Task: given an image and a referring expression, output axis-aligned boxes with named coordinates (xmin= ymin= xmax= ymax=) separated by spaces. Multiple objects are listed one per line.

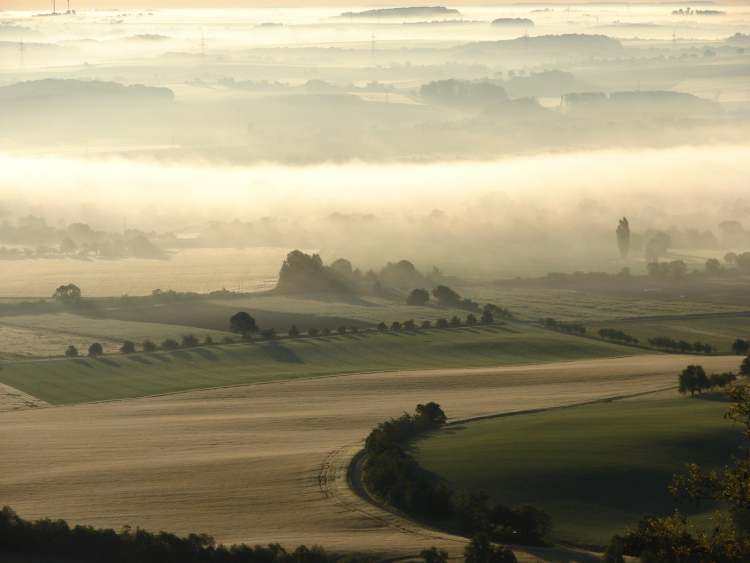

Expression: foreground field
xmin=0 ymin=355 xmax=740 ymax=561
xmin=589 ymin=314 xmax=750 ymax=354
xmin=415 ymin=392 xmax=744 ymax=547
xmin=0 ymin=324 xmax=638 ymax=405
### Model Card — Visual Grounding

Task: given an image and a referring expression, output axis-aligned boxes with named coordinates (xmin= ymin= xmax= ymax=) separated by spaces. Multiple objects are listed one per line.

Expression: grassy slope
xmin=414 ymin=394 xmax=744 ymax=547
xmin=589 ymin=315 xmax=750 ymax=354
xmin=0 ymin=324 xmax=639 ymax=405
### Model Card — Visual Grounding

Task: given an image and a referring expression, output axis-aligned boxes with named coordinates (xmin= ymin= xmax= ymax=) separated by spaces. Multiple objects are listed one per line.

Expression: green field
xmin=462 ymin=285 xmax=750 ymax=322
xmin=589 ymin=315 xmax=750 ymax=354
xmin=0 ymin=323 xmax=639 ymax=405
xmin=414 ymin=394 xmax=744 ymax=547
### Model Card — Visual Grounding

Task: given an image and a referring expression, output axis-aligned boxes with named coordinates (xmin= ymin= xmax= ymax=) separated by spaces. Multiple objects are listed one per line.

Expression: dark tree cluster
xmin=732 ymin=339 xmax=750 ymax=355
xmin=0 ymin=505 xmax=365 ymax=563
xmin=431 ymin=285 xmax=480 ymax=311
xmin=540 ymin=318 xmax=586 ymax=335
xmin=597 ymin=328 xmax=639 ymax=345
xmin=678 ymin=364 xmax=736 ymax=396
xmin=648 ymin=336 xmax=714 ymax=354
xmin=362 ymin=403 xmax=550 ymax=548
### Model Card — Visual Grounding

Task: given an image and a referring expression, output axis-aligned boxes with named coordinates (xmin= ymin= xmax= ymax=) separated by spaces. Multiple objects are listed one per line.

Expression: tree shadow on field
xmin=148 ymin=353 xmax=171 ymax=363
xmin=95 ymin=357 xmax=121 ymax=368
xmin=695 ymin=392 xmax=732 ymax=403
xmin=193 ymin=348 xmax=219 ymax=361
xmin=263 ymin=341 xmax=303 ymax=363
xmin=127 ymin=355 xmax=152 ymax=365
xmin=73 ymin=359 xmax=93 ymax=368
xmin=169 ymin=350 xmax=193 ymax=361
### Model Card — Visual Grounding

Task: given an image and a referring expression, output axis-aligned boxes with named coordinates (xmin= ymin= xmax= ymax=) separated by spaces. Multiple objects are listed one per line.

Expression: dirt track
xmin=0 ymin=355 xmax=740 ymax=561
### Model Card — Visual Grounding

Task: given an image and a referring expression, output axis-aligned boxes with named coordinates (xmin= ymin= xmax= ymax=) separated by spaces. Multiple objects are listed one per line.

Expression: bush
xmin=261 ymin=328 xmax=277 ymax=339
xmin=377 ymin=322 xmax=387 ymax=332
xmin=337 ymin=326 xmax=347 ymax=335
xmin=407 ymin=288 xmax=430 ymax=306
xmin=181 ymin=334 xmax=199 ymax=347
xmin=391 ymin=321 xmax=402 ymax=331
xmin=221 ymin=336 xmax=234 ymax=344
xmin=464 ymin=533 xmax=517 ymax=563
xmin=64 ymin=345 xmax=78 ymax=357
xmin=466 ymin=313 xmax=477 ymax=326
xmin=142 ymin=339 xmax=157 ymax=352
xmin=204 ymin=335 xmax=214 ymax=345
xmin=436 ymin=318 xmax=448 ymax=328
xmin=404 ymin=319 xmax=416 ymax=330
xmin=350 ymin=326 xmax=359 ymax=334
xmin=597 ymin=328 xmax=639 ymax=344
xmin=161 ymin=338 xmax=179 ymax=350
xmin=88 ymin=342 xmax=103 ymax=357
xmin=421 ymin=320 xmax=432 ymax=329
xmin=480 ymin=310 xmax=494 ymax=324
xmin=741 ymin=356 xmax=750 ymax=376
xmin=450 ymin=315 xmax=461 ymax=327
xmin=308 ymin=327 xmax=320 ymax=337
xmin=288 ymin=325 xmax=300 ymax=337
xmin=322 ymin=327 xmax=331 ymax=336
xmin=120 ymin=340 xmax=136 ymax=354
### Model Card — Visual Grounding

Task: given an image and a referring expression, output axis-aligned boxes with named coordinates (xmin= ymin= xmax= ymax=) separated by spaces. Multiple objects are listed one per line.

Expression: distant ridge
xmin=340 ymin=6 xmax=461 ymax=19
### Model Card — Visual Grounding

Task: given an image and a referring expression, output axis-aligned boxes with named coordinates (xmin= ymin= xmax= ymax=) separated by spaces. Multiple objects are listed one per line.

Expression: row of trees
xmin=362 ymin=403 xmax=551 ymax=547
xmin=539 ymin=318 xmax=586 ymax=335
xmin=648 ymin=336 xmax=714 ymax=354
xmin=677 ymin=364 xmax=738 ymax=396
xmin=64 ymin=334 xmax=225 ymax=358
xmin=0 ymin=505 xmax=360 ymax=563
xmin=597 ymin=328 xmax=639 ymax=345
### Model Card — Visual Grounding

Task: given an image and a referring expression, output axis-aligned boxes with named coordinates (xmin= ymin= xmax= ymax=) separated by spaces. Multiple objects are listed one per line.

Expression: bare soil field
xmin=0 ymin=355 xmax=740 ymax=561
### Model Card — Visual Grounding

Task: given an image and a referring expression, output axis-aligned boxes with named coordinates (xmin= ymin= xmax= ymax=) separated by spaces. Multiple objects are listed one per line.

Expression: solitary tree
xmin=120 ymin=340 xmax=136 ymax=354
xmin=391 ymin=321 xmax=402 ymax=331
xmin=142 ymin=339 xmax=156 ymax=352
xmin=407 ymin=288 xmax=430 ymax=306
xmin=288 ymin=325 xmax=300 ymax=337
xmin=181 ymin=334 xmax=199 ymax=347
xmin=732 ymin=339 xmax=750 ymax=355
xmin=161 ymin=338 xmax=179 ymax=350
xmin=88 ymin=342 xmax=103 ymax=357
xmin=64 ymin=345 xmax=79 ymax=357
xmin=404 ymin=319 xmax=416 ymax=330
xmin=377 ymin=322 xmax=388 ymax=332
xmin=678 ymin=364 xmax=709 ymax=396
xmin=450 ymin=315 xmax=461 ymax=327
xmin=616 ymin=217 xmax=630 ymax=259
xmin=421 ymin=320 xmax=432 ymax=329
xmin=466 ymin=313 xmax=478 ymax=326
xmin=229 ymin=312 xmax=257 ymax=336
xmin=53 ymin=283 xmax=81 ymax=303
xmin=742 ymin=356 xmax=750 ymax=376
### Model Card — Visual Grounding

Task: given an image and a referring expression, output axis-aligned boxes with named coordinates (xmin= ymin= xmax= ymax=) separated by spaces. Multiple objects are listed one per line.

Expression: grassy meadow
xmin=414 ymin=393 xmax=745 ymax=547
xmin=0 ymin=323 xmax=640 ymax=405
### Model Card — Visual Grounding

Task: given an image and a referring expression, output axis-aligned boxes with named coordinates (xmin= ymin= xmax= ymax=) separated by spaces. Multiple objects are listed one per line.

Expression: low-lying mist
xmin=1 ymin=144 xmax=748 ymax=278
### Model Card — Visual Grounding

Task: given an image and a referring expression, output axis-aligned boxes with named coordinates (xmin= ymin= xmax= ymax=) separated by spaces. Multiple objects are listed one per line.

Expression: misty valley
xmin=1 ymin=3 xmax=750 ymax=563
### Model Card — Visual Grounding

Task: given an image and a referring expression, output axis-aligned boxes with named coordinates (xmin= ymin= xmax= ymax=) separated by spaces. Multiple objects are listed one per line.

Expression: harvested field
xmin=0 ymin=354 xmax=740 ymax=561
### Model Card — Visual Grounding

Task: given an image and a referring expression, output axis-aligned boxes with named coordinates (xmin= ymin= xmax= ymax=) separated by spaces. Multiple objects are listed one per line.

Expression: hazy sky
xmin=13 ymin=1 xmax=749 ymax=9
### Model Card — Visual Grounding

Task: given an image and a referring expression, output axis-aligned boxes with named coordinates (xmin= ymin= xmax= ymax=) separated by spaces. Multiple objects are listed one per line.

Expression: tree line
xmin=0 ymin=505 xmax=367 ymax=563
xmin=677 ymin=364 xmax=739 ymax=396
xmin=539 ymin=318 xmax=586 ymax=335
xmin=362 ymin=403 xmax=550 ymax=551
xmin=597 ymin=328 xmax=639 ymax=345
xmin=648 ymin=336 xmax=714 ymax=354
